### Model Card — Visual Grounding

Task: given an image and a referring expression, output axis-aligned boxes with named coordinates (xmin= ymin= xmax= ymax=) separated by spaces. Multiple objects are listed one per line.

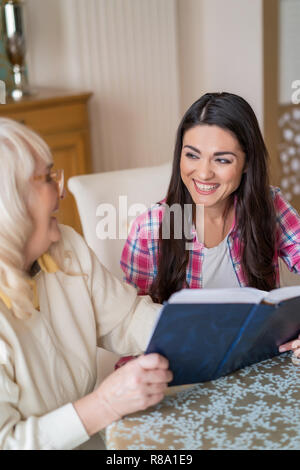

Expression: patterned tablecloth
xmin=105 ymin=353 xmax=300 ymax=450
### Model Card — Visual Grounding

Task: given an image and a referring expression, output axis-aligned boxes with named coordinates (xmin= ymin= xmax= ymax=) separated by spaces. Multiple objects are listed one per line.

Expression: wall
xmin=25 ymin=0 xmax=180 ymax=172
xmin=23 ymin=0 xmax=263 ymax=171
xmin=177 ymin=0 xmax=263 ymax=128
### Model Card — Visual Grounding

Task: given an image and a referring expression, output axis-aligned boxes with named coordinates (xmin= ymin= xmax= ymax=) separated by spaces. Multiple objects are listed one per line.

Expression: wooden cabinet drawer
xmin=47 ymin=131 xmax=91 ymax=234
xmin=0 ymin=102 xmax=89 ymax=136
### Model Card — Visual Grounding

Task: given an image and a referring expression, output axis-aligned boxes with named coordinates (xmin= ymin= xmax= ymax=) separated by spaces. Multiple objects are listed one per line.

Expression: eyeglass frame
xmin=33 ymin=168 xmax=64 ymax=199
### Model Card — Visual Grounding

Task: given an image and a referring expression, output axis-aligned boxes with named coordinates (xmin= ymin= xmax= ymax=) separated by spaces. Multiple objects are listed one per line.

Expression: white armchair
xmin=68 ymin=162 xmax=172 ymax=382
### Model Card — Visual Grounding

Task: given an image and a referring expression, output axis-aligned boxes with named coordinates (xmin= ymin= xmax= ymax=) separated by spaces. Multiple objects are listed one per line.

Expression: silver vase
xmin=2 ymin=0 xmax=31 ymax=100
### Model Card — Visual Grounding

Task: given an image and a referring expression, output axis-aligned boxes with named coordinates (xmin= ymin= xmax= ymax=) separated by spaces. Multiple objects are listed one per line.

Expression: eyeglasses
xmin=33 ymin=168 xmax=64 ymax=199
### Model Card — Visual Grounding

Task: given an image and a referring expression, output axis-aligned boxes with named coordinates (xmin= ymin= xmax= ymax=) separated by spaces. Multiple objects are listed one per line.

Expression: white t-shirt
xmin=202 ymin=236 xmax=240 ymax=288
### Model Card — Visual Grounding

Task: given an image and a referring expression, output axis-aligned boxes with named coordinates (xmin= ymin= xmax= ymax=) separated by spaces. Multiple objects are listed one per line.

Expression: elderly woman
xmin=0 ymin=118 xmax=172 ymax=450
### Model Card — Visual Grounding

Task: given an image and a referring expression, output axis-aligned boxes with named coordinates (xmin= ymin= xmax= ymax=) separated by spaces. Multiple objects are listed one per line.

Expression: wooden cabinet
xmin=0 ymin=88 xmax=92 ymax=234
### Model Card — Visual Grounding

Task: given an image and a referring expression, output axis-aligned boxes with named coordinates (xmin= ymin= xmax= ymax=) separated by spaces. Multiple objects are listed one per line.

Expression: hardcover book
xmin=145 ymin=286 xmax=300 ymax=385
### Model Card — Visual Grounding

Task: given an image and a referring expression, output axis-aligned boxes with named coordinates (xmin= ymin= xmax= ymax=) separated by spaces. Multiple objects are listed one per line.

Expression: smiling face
xmin=180 ymin=125 xmax=246 ymax=215
xmin=25 ymin=158 xmax=61 ymax=269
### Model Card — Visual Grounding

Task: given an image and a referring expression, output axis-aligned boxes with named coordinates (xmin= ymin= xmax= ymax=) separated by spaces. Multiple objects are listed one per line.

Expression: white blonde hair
xmin=0 ymin=117 xmax=67 ymax=319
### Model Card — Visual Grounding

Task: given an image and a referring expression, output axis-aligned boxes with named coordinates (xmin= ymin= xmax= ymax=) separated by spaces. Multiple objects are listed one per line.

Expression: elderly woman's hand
xmin=73 ymin=353 xmax=173 ymax=436
xmin=96 ymin=353 xmax=173 ymax=420
xmin=279 ymin=333 xmax=300 ymax=364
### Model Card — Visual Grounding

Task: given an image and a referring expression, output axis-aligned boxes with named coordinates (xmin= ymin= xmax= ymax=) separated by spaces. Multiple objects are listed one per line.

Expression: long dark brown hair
xmin=149 ymin=92 xmax=277 ymax=304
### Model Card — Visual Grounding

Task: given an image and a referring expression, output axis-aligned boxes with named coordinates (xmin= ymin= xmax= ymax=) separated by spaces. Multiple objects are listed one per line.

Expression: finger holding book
xmin=279 ymin=335 xmax=300 ymax=366
xmin=279 ymin=334 xmax=300 ymax=356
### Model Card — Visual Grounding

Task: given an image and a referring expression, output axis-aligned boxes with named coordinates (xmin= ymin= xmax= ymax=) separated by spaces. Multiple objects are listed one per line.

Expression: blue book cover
xmin=145 ymin=287 xmax=300 ymax=385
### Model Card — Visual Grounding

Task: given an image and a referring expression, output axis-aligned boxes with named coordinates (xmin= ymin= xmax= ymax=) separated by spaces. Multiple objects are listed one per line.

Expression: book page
xmin=168 ymin=288 xmax=268 ymax=304
xmin=265 ymin=285 xmax=300 ymax=304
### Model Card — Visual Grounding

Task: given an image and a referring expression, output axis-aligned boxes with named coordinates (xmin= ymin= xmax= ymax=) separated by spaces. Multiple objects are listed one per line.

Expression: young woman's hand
xmin=279 ymin=333 xmax=300 ymax=363
xmin=95 ymin=353 xmax=173 ymax=420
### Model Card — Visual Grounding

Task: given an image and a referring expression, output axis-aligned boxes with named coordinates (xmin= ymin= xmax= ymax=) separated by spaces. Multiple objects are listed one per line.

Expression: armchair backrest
xmin=68 ymin=162 xmax=172 ymax=280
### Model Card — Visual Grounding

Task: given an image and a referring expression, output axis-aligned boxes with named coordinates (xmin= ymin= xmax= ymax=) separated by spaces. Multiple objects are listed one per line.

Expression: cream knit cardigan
xmin=0 ymin=225 xmax=160 ymax=449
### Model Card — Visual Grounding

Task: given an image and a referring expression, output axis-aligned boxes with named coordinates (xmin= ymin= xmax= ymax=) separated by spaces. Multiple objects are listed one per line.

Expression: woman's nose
xmin=195 ymin=160 xmax=214 ymax=180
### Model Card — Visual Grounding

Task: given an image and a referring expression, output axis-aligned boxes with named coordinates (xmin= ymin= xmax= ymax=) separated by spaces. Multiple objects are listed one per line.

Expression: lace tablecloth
xmin=105 ymin=353 xmax=300 ymax=450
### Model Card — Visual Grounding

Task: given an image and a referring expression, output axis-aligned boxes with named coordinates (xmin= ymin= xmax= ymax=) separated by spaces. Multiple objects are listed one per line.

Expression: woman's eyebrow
xmin=183 ymin=145 xmax=237 ymax=158
xmin=183 ymin=145 xmax=200 ymax=154
xmin=214 ymin=151 xmax=238 ymax=158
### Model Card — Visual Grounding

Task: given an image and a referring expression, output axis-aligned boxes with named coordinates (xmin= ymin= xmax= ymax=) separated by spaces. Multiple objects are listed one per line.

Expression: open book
xmin=145 ymin=286 xmax=300 ymax=386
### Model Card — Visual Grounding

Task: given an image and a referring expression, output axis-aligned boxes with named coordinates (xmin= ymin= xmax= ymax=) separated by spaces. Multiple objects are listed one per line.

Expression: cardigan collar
xmin=0 ymin=253 xmax=59 ymax=311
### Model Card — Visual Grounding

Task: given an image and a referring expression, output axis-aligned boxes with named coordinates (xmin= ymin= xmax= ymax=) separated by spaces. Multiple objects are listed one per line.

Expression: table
xmin=105 ymin=353 xmax=300 ymax=450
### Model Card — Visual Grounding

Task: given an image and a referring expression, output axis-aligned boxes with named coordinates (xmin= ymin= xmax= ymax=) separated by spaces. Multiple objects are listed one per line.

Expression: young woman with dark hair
xmin=121 ymin=92 xmax=300 ymax=304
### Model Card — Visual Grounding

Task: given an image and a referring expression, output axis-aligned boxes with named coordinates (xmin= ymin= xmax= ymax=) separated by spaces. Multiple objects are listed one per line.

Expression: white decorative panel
xmin=278 ymin=106 xmax=300 ymax=200
xmin=279 ymin=0 xmax=300 ymax=105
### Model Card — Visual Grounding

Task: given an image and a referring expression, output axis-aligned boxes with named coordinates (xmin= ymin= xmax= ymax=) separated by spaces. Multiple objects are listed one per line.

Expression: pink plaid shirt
xmin=120 ymin=186 xmax=300 ymax=294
